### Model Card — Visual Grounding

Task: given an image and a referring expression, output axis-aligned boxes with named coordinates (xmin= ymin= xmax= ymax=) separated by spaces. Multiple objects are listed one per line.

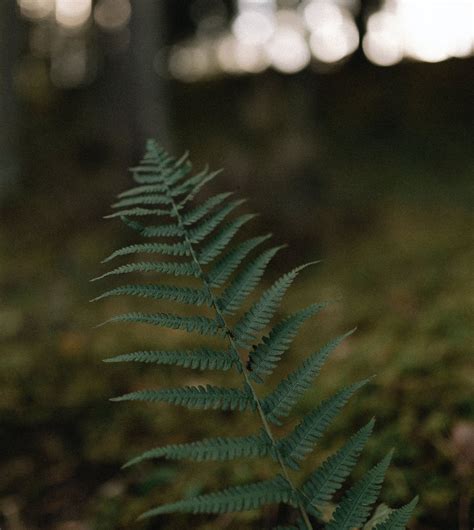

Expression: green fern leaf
xmin=302 ymin=419 xmax=375 ymax=508
xmin=218 ymin=245 xmax=285 ymax=314
xmin=177 ymin=169 xmax=223 ymax=206
xmin=262 ymin=329 xmax=352 ymax=425
xmin=99 ymin=312 xmax=223 ymax=336
xmin=248 ymin=303 xmax=325 ymax=383
xmin=279 ymin=380 xmax=369 ymax=468
xmin=233 ymin=263 xmax=319 ymax=349
xmin=104 ymin=207 xmax=171 ymax=219
xmin=92 ymin=260 xmax=199 ymax=281
xmin=97 ymin=141 xmax=417 ymax=528
xmin=138 ymin=474 xmax=294 ymax=518
xmin=373 ymin=497 xmax=418 ymax=530
xmin=188 ymin=199 xmax=246 ymax=243
xmin=118 ymin=216 xmax=146 ymax=234
xmin=112 ymin=193 xmax=172 ymax=209
xmin=103 ymin=348 xmax=235 ymax=371
xmin=111 ymin=384 xmax=254 ymax=411
xmin=92 ymin=284 xmax=211 ymax=306
xmin=324 ymin=451 xmax=393 ymax=530
xmin=102 ymin=241 xmax=190 ymax=262
xmin=207 ymin=234 xmax=272 ymax=288
xmin=123 ymin=431 xmax=270 ymax=467
xmin=117 ymin=182 xmax=169 ymax=198
xmin=140 ymin=222 xmax=183 ymax=238
xmin=182 ymin=192 xmax=234 ymax=226
xmin=171 ymin=166 xmax=215 ymax=195
xmin=198 ymin=214 xmax=256 ymax=264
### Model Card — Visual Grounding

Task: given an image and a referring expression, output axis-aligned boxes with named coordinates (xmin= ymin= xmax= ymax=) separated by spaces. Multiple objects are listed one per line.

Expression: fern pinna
xmin=94 ymin=140 xmax=417 ymax=529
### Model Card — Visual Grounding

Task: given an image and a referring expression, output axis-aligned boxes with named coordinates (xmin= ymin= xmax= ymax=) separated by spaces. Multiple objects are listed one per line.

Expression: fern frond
xmin=177 ymin=169 xmax=224 ymax=207
xmin=182 ymin=192 xmax=234 ymax=226
xmin=117 ymin=182 xmax=169 ymax=198
xmin=123 ymin=431 xmax=270 ymax=467
xmin=99 ymin=312 xmax=223 ymax=336
xmin=131 ymin=154 xmax=191 ymax=185
xmin=262 ymin=328 xmax=352 ymax=425
xmin=247 ymin=303 xmax=324 ymax=383
xmin=111 ymin=384 xmax=254 ymax=411
xmin=91 ymin=260 xmax=200 ymax=281
xmin=171 ymin=165 xmax=213 ymax=192
xmin=102 ymin=241 xmax=190 ymax=262
xmin=279 ymin=381 xmax=369 ymax=469
xmin=302 ymin=419 xmax=375 ymax=508
xmin=138 ymin=475 xmax=294 ymax=518
xmin=324 ymin=451 xmax=393 ymax=530
xmin=198 ymin=214 xmax=256 ymax=264
xmin=103 ymin=348 xmax=235 ymax=371
xmin=112 ymin=194 xmax=172 ymax=209
xmin=218 ymin=245 xmax=285 ymax=314
xmin=98 ymin=141 xmax=416 ymax=529
xmin=188 ymin=199 xmax=246 ymax=243
xmin=208 ymin=234 xmax=272 ymax=288
xmin=140 ymin=222 xmax=183 ymax=238
xmin=233 ymin=263 xmax=320 ymax=349
xmin=373 ymin=497 xmax=418 ymax=530
xmin=104 ymin=207 xmax=171 ymax=219
xmin=92 ymin=284 xmax=211 ymax=306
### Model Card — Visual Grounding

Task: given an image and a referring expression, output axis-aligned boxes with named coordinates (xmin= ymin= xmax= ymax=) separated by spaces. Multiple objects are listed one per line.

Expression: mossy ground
xmin=0 ymin=177 xmax=472 ymax=530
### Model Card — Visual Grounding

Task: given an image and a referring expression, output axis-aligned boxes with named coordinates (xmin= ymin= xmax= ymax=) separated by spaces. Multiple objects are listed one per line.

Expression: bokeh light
xmin=307 ymin=4 xmax=359 ymax=63
xmin=363 ymin=0 xmax=474 ymax=66
xmin=362 ymin=11 xmax=403 ymax=66
xmin=18 ymin=0 xmax=54 ymax=20
xmin=169 ymin=44 xmax=212 ymax=82
xmin=266 ymin=27 xmax=311 ymax=73
xmin=93 ymin=0 xmax=131 ymax=33
xmin=55 ymin=0 xmax=92 ymax=29
xmin=232 ymin=9 xmax=276 ymax=46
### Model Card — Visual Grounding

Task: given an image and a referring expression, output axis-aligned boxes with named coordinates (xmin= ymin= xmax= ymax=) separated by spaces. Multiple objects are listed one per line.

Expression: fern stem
xmin=166 ymin=186 xmax=314 ymax=530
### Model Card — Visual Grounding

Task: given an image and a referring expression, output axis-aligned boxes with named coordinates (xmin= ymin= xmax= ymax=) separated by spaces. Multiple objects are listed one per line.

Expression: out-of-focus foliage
xmin=0 ymin=164 xmax=471 ymax=528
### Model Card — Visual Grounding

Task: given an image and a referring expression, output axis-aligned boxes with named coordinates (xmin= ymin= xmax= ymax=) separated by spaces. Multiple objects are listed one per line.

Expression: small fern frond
xmin=198 ymin=214 xmax=257 ymax=264
xmin=102 ymin=241 xmax=190 ymax=262
xmin=278 ymin=380 xmax=369 ymax=469
xmin=324 ymin=451 xmax=393 ymax=530
xmin=218 ymin=245 xmax=285 ymax=314
xmin=177 ymin=169 xmax=223 ymax=207
xmin=248 ymin=303 xmax=325 ymax=383
xmin=98 ymin=312 xmax=223 ymax=336
xmin=140 ymin=222 xmax=183 ymax=238
xmin=123 ymin=431 xmax=271 ymax=467
xmin=92 ymin=284 xmax=211 ymax=306
xmin=91 ymin=260 xmax=200 ymax=281
xmin=103 ymin=348 xmax=235 ymax=371
xmin=262 ymin=328 xmax=352 ymax=425
xmin=182 ymin=192 xmax=234 ymax=226
xmin=104 ymin=207 xmax=170 ymax=219
xmin=373 ymin=497 xmax=419 ymax=530
xmin=188 ymin=199 xmax=246 ymax=243
xmin=138 ymin=475 xmax=294 ymax=518
xmin=302 ymin=419 xmax=375 ymax=509
xmin=207 ymin=234 xmax=272 ymax=288
xmin=117 ymin=182 xmax=168 ymax=198
xmin=233 ymin=263 xmax=320 ymax=349
xmin=111 ymin=384 xmax=254 ymax=411
xmin=112 ymin=193 xmax=172 ymax=209
xmin=170 ymin=166 xmax=214 ymax=196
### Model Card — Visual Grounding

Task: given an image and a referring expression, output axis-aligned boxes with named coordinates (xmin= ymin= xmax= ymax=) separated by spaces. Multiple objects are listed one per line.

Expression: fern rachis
xmin=94 ymin=140 xmax=417 ymax=529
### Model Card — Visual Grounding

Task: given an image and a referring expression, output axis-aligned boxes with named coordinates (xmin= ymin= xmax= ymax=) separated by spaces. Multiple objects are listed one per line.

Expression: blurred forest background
xmin=0 ymin=0 xmax=473 ymax=529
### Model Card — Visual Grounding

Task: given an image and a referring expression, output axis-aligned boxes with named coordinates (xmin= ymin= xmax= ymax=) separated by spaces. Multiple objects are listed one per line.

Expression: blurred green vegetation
xmin=0 ymin=165 xmax=472 ymax=528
